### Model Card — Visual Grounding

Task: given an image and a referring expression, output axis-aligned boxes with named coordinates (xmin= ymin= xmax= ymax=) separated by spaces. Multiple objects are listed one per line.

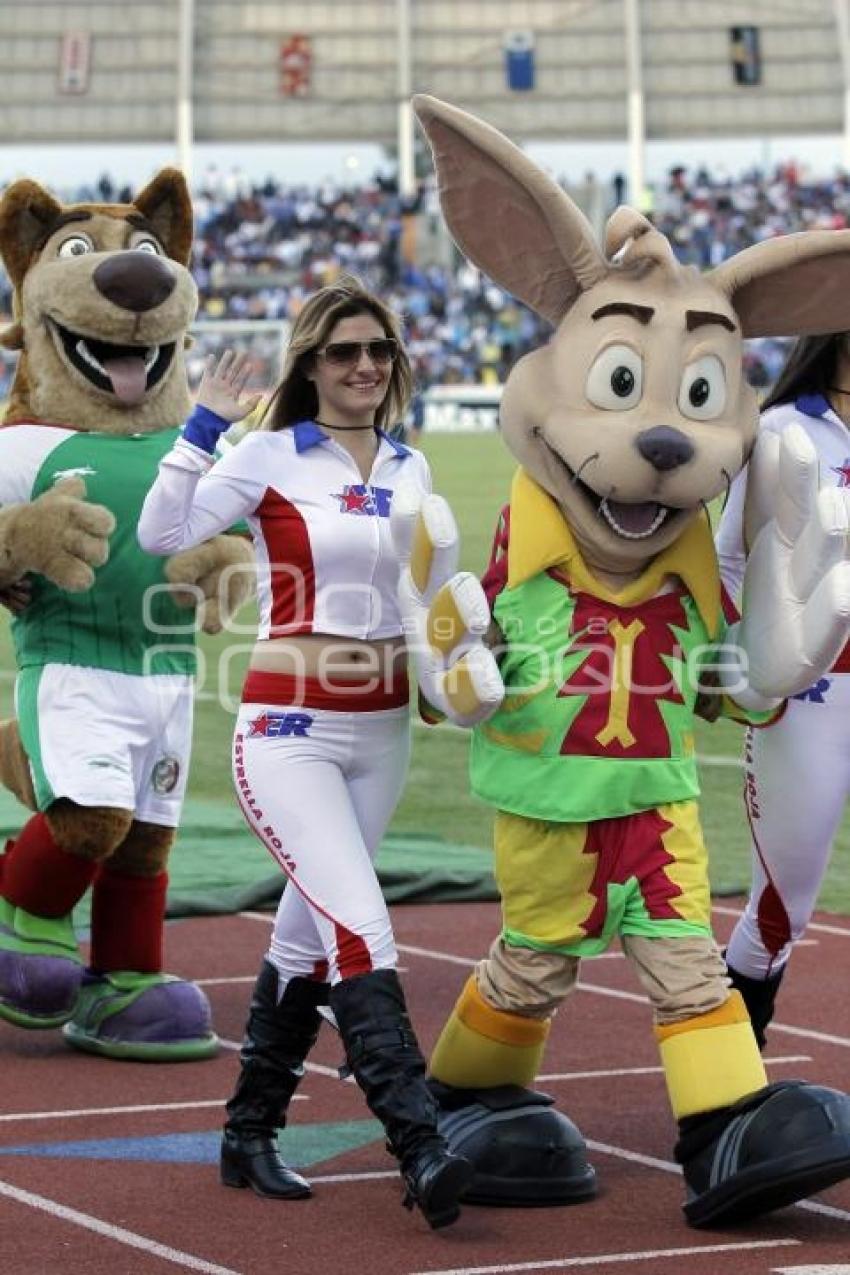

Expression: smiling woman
xmin=136 ymin=275 xmax=475 ymax=1228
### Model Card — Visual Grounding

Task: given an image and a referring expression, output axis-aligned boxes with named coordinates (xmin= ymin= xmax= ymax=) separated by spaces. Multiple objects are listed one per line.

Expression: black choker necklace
xmin=828 ymin=386 xmax=850 ymax=394
xmin=316 ymin=418 xmax=376 ymax=432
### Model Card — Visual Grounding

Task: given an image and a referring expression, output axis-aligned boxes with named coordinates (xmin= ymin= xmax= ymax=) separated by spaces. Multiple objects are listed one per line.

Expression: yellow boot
xmin=430 ymin=974 xmax=549 ymax=1088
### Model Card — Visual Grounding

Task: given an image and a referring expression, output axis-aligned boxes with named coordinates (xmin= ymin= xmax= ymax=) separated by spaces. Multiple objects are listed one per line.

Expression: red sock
xmin=0 ymin=839 xmax=12 ymax=888
xmin=2 ymin=814 xmax=98 ymax=917
xmin=90 ymin=868 xmax=168 ymax=973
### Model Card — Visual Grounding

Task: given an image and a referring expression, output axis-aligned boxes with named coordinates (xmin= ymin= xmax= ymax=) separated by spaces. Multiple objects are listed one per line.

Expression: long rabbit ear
xmin=414 ymin=94 xmax=607 ymax=324
xmin=710 ymin=230 xmax=850 ymax=337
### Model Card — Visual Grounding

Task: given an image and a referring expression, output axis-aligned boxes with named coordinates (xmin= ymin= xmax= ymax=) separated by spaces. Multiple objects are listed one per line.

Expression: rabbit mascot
xmin=393 ymin=95 xmax=850 ymax=1226
xmin=0 ymin=172 xmax=254 ymax=1060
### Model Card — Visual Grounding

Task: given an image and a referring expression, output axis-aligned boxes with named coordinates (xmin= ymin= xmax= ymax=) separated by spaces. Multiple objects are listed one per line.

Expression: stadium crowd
xmin=2 ymin=157 xmax=843 ymax=402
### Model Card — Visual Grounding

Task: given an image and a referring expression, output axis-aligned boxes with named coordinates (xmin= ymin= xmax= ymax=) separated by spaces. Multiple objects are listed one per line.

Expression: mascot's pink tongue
xmin=606 ymin=499 xmax=660 ymax=534
xmin=102 ymin=355 xmax=147 ymax=404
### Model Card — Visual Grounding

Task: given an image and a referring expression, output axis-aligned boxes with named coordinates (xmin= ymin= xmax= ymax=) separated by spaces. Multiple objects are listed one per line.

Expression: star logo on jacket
xmin=247 ymin=711 xmax=314 ymax=738
xmin=832 ymin=458 xmax=850 ymax=487
xmin=333 ymin=484 xmax=393 ymax=517
xmin=792 ymin=676 xmax=831 ymax=703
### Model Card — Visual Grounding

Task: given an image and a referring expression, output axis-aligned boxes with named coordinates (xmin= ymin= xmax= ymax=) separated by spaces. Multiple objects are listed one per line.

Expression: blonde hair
xmin=262 ymin=275 xmax=413 ymax=431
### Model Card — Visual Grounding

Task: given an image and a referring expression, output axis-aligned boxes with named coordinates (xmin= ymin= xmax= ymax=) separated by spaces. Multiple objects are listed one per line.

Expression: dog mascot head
xmin=0 ymin=169 xmax=196 ymax=433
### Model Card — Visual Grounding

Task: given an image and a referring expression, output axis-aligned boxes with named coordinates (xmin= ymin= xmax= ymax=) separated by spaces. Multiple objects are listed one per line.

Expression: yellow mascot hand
xmin=392 ymin=481 xmax=504 ymax=727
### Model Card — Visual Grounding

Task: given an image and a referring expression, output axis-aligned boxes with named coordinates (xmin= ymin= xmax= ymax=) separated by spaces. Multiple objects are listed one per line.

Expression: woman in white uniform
xmin=138 ymin=276 xmax=473 ymax=1229
xmin=716 ymin=332 xmax=850 ymax=1047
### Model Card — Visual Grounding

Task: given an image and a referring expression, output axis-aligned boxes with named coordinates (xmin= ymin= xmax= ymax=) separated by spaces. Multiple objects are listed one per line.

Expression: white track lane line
xmin=772 ymin=1265 xmax=850 ymax=1273
xmin=405 ymin=1238 xmax=799 ymax=1275
xmin=0 ymin=1178 xmax=243 ymax=1275
xmin=196 ymin=976 xmax=255 ymax=986
xmin=0 ymin=1098 xmax=298 ymax=1124
xmin=768 ymin=1023 xmax=850 ymax=1048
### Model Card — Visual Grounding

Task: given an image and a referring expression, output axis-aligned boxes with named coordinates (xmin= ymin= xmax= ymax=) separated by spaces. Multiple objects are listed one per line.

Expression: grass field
xmin=1 ymin=431 xmax=848 ymax=911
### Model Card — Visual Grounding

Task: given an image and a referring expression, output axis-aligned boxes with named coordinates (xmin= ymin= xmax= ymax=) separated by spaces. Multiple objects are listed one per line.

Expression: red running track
xmin=0 ymin=898 xmax=849 ymax=1275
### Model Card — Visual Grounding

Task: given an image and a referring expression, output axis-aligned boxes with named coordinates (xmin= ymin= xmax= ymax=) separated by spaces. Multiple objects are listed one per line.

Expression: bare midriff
xmin=248 ymin=632 xmax=407 ymax=683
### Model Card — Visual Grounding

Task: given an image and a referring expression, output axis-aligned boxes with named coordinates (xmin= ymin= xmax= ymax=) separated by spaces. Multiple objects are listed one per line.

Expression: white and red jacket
xmin=138 ymin=420 xmax=431 ymax=639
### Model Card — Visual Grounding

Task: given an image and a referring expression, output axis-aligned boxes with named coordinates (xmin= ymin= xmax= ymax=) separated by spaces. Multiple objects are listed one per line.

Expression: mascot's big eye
xmin=133 ymin=238 xmax=161 ymax=255
xmin=586 ymin=344 xmax=643 ymax=410
xmin=57 ymin=235 xmax=93 ymax=258
xmin=678 ymin=355 xmax=726 ymax=420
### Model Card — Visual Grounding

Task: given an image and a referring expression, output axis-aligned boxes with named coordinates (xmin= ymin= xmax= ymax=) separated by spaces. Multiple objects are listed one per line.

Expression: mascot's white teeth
xmin=74 ymin=339 xmax=158 ymax=376
xmin=599 ymin=498 xmax=668 ymax=540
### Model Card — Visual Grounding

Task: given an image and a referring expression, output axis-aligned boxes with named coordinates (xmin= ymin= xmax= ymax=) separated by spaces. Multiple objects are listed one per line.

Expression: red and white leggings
xmin=232 ymin=671 xmax=411 ymax=990
xmin=725 ymin=671 xmax=850 ymax=979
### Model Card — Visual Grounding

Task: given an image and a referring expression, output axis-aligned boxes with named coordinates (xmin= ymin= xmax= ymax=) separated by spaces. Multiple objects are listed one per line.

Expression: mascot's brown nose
xmin=92 ymin=252 xmax=176 ymax=312
xmin=636 ymin=426 xmax=694 ymax=472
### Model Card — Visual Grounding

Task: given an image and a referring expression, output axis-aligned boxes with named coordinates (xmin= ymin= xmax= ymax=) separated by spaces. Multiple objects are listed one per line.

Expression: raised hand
xmin=731 ymin=424 xmax=850 ymax=700
xmin=391 ymin=482 xmax=504 ymax=727
xmin=196 ymin=350 xmax=265 ymax=424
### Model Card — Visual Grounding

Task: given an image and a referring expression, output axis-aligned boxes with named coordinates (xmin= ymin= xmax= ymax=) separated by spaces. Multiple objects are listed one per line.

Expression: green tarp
xmin=0 ymin=791 xmax=498 ymax=925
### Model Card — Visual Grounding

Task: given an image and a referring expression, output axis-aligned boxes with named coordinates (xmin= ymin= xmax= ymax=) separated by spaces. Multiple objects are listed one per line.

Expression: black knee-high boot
xmin=725 ymin=960 xmax=786 ymax=1051
xmin=329 ymin=968 xmax=474 ymax=1229
xmin=221 ymin=961 xmax=328 ymax=1199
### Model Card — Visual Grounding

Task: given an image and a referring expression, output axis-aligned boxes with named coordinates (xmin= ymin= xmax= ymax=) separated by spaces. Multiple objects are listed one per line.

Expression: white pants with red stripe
xmin=725 ymin=672 xmax=850 ymax=979
xmin=232 ymin=695 xmax=410 ymax=988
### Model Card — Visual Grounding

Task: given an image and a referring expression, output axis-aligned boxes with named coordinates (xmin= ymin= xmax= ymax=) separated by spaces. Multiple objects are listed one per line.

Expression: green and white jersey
xmin=0 ymin=423 xmax=196 ymax=675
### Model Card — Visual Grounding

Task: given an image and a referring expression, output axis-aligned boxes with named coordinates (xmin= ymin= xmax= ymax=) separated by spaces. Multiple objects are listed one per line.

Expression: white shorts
xmin=16 ymin=664 xmax=194 ymax=827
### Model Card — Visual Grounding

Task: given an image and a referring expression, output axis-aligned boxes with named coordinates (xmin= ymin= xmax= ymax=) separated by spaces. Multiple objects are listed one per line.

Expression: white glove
xmin=723 ymin=424 xmax=850 ymax=704
xmin=391 ymin=481 xmax=505 ymax=727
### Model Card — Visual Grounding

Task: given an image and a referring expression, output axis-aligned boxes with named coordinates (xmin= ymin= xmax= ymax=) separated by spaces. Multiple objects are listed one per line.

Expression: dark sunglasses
xmin=317 ymin=338 xmax=399 ymax=367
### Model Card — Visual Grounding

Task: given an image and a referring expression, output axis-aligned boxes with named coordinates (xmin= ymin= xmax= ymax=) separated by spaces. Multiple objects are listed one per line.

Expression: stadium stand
xmin=5 ymin=158 xmax=843 ymax=403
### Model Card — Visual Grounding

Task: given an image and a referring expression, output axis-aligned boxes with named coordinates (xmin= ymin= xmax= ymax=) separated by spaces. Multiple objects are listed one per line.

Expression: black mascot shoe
xmin=220 ymin=1131 xmax=312 ymax=1200
xmin=676 ymin=1080 xmax=850 ymax=1227
xmin=430 ymin=1081 xmax=597 ymax=1206
xmin=400 ymin=1143 xmax=475 ymax=1229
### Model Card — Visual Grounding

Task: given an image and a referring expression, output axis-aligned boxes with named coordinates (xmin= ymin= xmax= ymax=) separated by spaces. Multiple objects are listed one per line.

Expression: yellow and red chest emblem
xmin=552 ymin=578 xmax=688 ymax=759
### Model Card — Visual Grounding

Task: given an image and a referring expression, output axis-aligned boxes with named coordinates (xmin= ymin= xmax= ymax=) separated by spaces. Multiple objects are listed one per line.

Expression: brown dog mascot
xmin=0 ymin=171 xmax=254 ymax=1060
xmin=392 ymin=96 xmax=850 ymax=1226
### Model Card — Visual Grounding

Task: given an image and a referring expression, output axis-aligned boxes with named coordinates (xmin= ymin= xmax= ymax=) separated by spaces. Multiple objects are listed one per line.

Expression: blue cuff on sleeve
xmin=182 ymin=404 xmax=230 ymax=455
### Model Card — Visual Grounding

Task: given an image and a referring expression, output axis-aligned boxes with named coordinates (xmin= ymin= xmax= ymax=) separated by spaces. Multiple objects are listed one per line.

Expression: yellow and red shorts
xmin=495 ymin=800 xmax=712 ymax=957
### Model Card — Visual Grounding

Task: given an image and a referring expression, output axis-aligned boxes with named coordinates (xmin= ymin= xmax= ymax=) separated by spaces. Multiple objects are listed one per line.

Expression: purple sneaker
xmin=63 ymin=970 xmax=219 ymax=1061
xmin=0 ymin=900 xmax=82 ymax=1028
